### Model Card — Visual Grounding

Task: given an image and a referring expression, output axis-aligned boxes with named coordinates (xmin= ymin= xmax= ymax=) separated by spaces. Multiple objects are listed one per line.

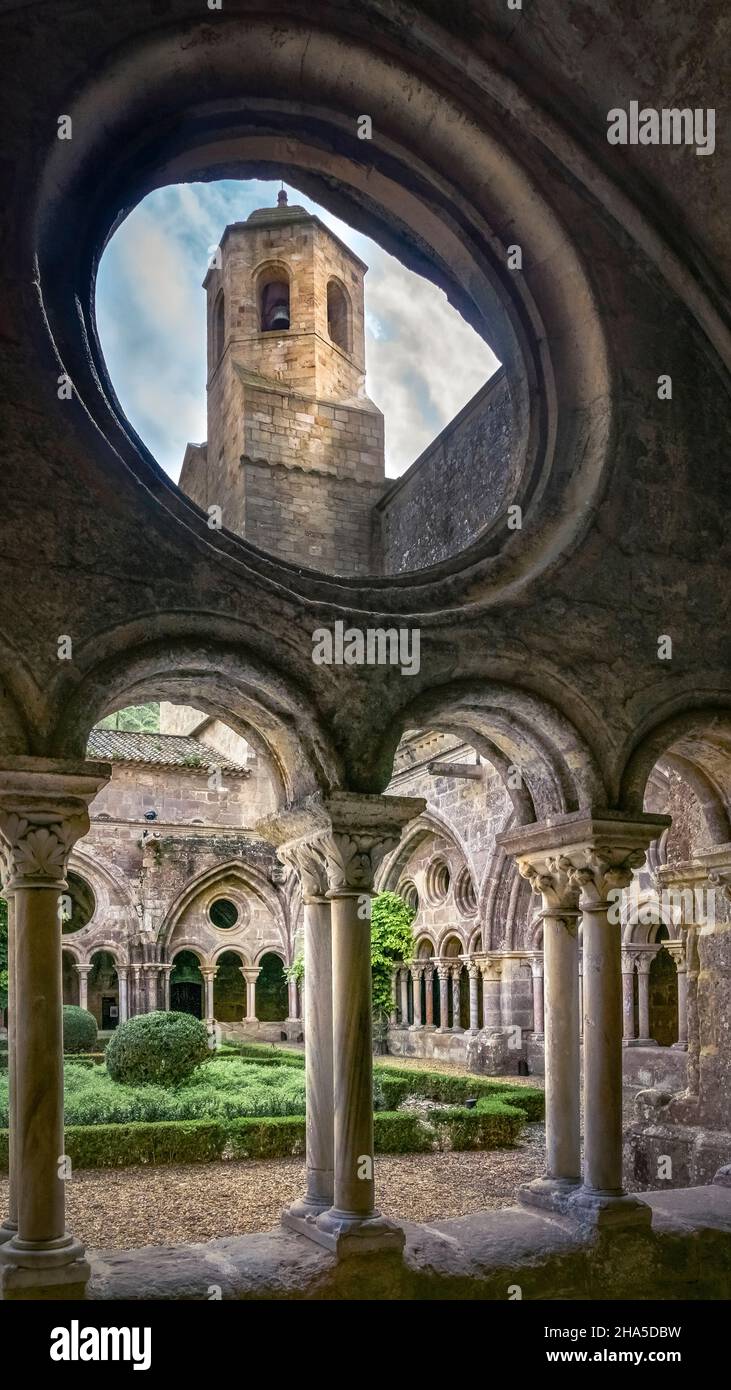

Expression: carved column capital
xmin=259 ymin=791 xmax=423 ymax=899
xmin=620 ymin=949 xmax=637 ymax=974
xmin=529 ymin=953 xmax=544 ymax=979
xmin=73 ymin=963 xmax=93 ymax=976
xmin=0 ymin=759 xmax=110 ymax=891
xmin=278 ymin=836 xmax=331 ymax=902
xmin=516 ymin=853 xmax=581 ymax=918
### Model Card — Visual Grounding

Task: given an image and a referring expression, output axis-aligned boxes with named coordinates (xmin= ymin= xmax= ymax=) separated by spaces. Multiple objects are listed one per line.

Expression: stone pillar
xmin=530 ymin=955 xmax=544 ymax=1035
xmin=131 ymin=964 xmax=142 ymax=1016
xmin=399 ymin=967 xmax=409 ymax=1027
xmin=467 ymin=962 xmax=480 ymax=1033
xmin=270 ymin=792 xmax=422 ymax=1256
xmin=0 ymin=756 xmax=110 ymax=1297
xmin=578 ymin=953 xmax=584 ymax=1038
xmin=0 ymin=894 xmax=17 ymax=1245
xmin=117 ymin=967 xmax=129 ymax=1023
xmin=389 ymin=971 xmax=398 ymax=1027
xmin=450 ymin=965 xmax=463 ymax=1032
xmin=287 ymin=975 xmax=299 ymax=1022
xmin=74 ymin=963 xmax=92 ymax=1013
xmin=237 ymin=967 xmax=257 ymax=1022
xmin=621 ymin=951 xmax=636 ymax=1041
xmin=201 ymin=967 xmax=216 ymax=1023
xmin=410 ymin=966 xmax=423 ymax=1028
xmin=684 ymin=927 xmax=700 ymax=1088
xmin=636 ymin=953 xmax=654 ymax=1042
xmin=668 ymin=942 xmax=688 ymax=1049
xmin=424 ymin=965 xmax=435 ymax=1027
xmin=481 ymin=960 xmax=502 ymax=1029
xmin=436 ymin=965 xmax=450 ymax=1032
xmin=144 ymin=964 xmax=159 ymax=1014
xmin=158 ymin=964 xmax=171 ymax=1014
xmin=277 ymin=838 xmax=334 ymax=1225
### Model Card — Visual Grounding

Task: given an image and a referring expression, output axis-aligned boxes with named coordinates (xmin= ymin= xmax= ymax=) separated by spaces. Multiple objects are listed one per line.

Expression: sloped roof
xmin=87 ymin=729 xmax=250 ymax=775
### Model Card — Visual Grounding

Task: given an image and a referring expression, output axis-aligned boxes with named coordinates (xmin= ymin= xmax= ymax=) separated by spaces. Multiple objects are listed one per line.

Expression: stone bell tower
xmin=179 ymin=189 xmax=385 ymax=575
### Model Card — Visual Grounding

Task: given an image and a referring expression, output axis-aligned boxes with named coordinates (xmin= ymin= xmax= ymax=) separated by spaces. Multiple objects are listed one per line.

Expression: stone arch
xmin=212 ymin=287 xmax=225 ymax=362
xmin=61 ymin=949 xmax=80 ymax=1007
xmin=160 ymin=859 xmax=288 ymax=958
xmin=414 ymin=935 xmax=435 ymax=959
xmin=438 ymin=931 xmax=466 ymax=958
xmin=618 ymin=706 xmax=731 ymax=842
xmin=169 ymin=942 xmax=209 ymax=968
xmin=255 ymin=950 xmax=288 ymax=1022
xmin=49 ymin=635 xmax=341 ymax=805
xmin=32 ymin=11 xmax=620 ymax=619
xmin=66 ymin=846 xmax=137 ymax=950
xmin=379 ymin=682 xmax=606 ymax=822
xmin=169 ymin=948 xmax=205 ymax=1019
xmin=256 ymin=261 xmax=291 ymax=333
xmin=87 ymin=948 xmax=120 ymax=1029
xmin=212 ymin=948 xmax=247 ymax=1023
xmin=326 ymin=277 xmax=351 ymax=353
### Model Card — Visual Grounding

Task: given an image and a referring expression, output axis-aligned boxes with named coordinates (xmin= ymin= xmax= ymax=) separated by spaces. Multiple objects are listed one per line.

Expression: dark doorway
xmin=170 ymin=981 xmax=203 ymax=1018
xmin=101 ymin=995 xmax=119 ymax=1029
xmin=256 ymin=953 xmax=288 ymax=1021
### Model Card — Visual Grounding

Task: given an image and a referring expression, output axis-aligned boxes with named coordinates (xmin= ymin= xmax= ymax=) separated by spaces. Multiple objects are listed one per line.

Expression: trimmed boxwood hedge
xmin=106 ymin=1010 xmax=209 ymax=1086
xmin=62 ymin=1005 xmax=98 ymax=1054
xmin=374 ymin=1066 xmax=544 ymax=1122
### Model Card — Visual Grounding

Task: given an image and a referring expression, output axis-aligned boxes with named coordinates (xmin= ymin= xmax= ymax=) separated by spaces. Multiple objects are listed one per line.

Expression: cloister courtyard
xmin=0 ymin=0 xmax=729 ymax=1323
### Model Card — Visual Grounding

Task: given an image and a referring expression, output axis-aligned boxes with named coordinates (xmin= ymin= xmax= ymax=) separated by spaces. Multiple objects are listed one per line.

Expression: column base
xmin=0 ymin=1219 xmax=17 ymax=1246
xmin=672 ymin=1041 xmax=688 ymax=1051
xmin=0 ymin=1235 xmax=90 ymax=1299
xmin=310 ymin=1208 xmax=405 ymax=1258
xmin=518 ymin=1176 xmax=581 ymax=1214
xmin=568 ymin=1187 xmax=652 ymax=1230
xmin=624 ymin=1037 xmax=657 ymax=1048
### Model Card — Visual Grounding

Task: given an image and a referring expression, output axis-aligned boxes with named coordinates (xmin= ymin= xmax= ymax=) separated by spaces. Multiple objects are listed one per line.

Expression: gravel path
xmin=0 ymin=1128 xmax=544 ymax=1251
xmin=0 ymin=1060 xmax=547 ymax=1250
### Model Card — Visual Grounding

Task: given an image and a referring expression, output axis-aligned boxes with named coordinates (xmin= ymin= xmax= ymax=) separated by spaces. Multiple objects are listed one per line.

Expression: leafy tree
xmin=370 ymin=891 xmax=415 ymax=1014
xmin=97 ymin=702 xmax=160 ymax=733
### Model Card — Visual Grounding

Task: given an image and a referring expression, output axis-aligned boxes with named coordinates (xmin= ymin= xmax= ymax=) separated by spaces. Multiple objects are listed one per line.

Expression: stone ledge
xmin=84 ymin=1184 xmax=731 ymax=1301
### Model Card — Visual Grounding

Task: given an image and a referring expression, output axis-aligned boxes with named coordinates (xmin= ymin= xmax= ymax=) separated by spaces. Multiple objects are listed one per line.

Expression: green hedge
xmin=106 ymin=1011 xmax=209 ymax=1086
xmin=430 ymin=1097 xmax=524 ymax=1150
xmin=373 ymin=1066 xmax=544 ymax=1122
xmin=218 ymin=1042 xmax=305 ymax=1069
xmin=63 ymin=1005 xmax=98 ymax=1054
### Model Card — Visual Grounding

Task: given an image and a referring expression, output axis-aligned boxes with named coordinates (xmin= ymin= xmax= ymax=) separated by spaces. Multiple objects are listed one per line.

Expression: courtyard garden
xmin=0 ymin=1009 xmax=545 ymax=1248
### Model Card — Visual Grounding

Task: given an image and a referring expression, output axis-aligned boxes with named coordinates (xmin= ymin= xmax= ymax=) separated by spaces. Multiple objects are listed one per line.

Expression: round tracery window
xmin=209 ymin=897 xmax=240 ymax=930
xmin=425 ymin=859 xmax=451 ymax=905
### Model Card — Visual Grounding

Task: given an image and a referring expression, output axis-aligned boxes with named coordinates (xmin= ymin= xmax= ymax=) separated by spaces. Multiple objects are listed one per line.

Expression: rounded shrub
xmin=105 ymin=1010 xmax=209 ymax=1087
xmin=63 ymin=1005 xmax=98 ymax=1054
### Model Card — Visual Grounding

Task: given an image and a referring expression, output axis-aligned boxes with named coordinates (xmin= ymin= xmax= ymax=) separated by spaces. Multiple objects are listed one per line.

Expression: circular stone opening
xmin=454 ymin=866 xmax=477 ymax=916
xmin=399 ymin=879 xmax=419 ymax=913
xmin=61 ymin=873 xmax=96 ymax=934
xmin=425 ymin=859 xmax=451 ymax=905
xmin=209 ymin=897 xmax=240 ymax=931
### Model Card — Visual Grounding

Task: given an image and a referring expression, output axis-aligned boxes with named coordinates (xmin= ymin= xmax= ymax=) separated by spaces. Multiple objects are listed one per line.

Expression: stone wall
xmin=376 ymin=370 xmax=520 ymax=573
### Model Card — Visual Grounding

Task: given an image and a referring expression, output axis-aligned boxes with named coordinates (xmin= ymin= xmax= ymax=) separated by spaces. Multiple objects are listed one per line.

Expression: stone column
xmin=668 ymin=942 xmax=688 ymax=1049
xmin=389 ymin=971 xmax=399 ymax=1028
xmin=0 ymin=756 xmax=110 ymax=1297
xmin=424 ymin=965 xmax=435 ymax=1027
xmin=410 ymin=965 xmax=423 ymax=1029
xmin=240 ymin=966 xmax=260 ymax=1022
xmin=287 ymin=975 xmax=299 ymax=1023
xmin=158 ymin=964 xmax=171 ymax=1014
xmin=277 ymin=837 xmax=334 ymax=1225
xmin=144 ymin=964 xmax=159 ymax=1014
xmin=131 ymin=964 xmax=142 ymax=1016
xmin=467 ymin=962 xmax=480 ymax=1033
xmin=578 ymin=952 xmax=584 ymax=1037
xmin=508 ymin=851 xmax=581 ymax=1209
xmin=530 ymin=955 xmax=544 ymax=1035
xmin=683 ymin=927 xmax=699 ymax=1084
xmin=0 ymin=894 xmax=17 ymax=1245
xmin=636 ymin=953 xmax=654 ymax=1043
xmin=399 ymin=967 xmax=409 ymax=1028
xmin=201 ymin=967 xmax=216 ymax=1023
xmin=481 ymin=960 xmax=502 ymax=1029
xmin=74 ymin=963 xmax=92 ymax=1013
xmin=621 ymin=951 xmax=636 ymax=1041
xmin=276 ymin=792 xmax=422 ymax=1256
xmin=117 ymin=967 xmax=129 ymax=1023
xmin=450 ymin=965 xmax=463 ymax=1032
xmin=436 ymin=964 xmax=450 ymax=1032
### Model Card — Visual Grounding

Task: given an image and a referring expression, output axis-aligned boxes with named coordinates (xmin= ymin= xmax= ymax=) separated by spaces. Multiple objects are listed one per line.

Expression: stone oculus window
xmin=208 ymin=897 xmax=240 ymax=931
xmin=61 ymin=872 xmax=96 ymax=935
xmin=425 ymin=858 xmax=451 ymax=906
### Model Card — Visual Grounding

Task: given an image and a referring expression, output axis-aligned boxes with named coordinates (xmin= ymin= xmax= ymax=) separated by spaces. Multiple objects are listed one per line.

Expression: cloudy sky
xmin=96 ymin=179 xmax=498 ymax=480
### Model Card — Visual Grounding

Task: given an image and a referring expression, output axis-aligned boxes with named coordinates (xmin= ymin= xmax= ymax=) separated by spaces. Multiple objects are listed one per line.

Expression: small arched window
xmin=327 ymin=279 xmax=351 ymax=352
xmin=260 ymin=278 xmax=290 ymax=332
xmin=213 ymin=290 xmax=225 ymax=362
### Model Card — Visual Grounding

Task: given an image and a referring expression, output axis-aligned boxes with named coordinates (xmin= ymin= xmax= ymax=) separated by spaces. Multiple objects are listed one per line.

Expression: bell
xmin=269 ymin=303 xmax=290 ymax=331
